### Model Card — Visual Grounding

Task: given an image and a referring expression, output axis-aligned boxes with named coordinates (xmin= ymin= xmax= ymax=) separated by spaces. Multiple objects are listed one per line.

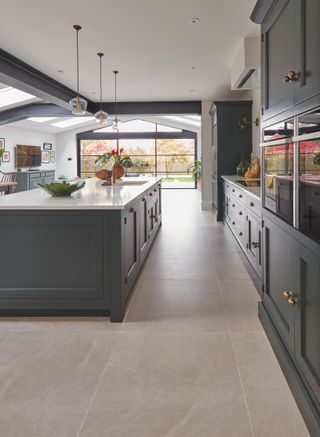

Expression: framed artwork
xmin=41 ymin=151 xmax=50 ymax=163
xmin=43 ymin=142 xmax=52 ymax=150
xmin=0 ymin=138 xmax=5 ymax=149
xmin=50 ymin=151 xmax=55 ymax=163
xmin=2 ymin=151 xmax=10 ymax=162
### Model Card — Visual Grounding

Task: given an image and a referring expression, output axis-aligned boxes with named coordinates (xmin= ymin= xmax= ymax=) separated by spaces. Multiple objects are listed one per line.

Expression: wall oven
xmin=262 ymin=110 xmax=320 ymax=243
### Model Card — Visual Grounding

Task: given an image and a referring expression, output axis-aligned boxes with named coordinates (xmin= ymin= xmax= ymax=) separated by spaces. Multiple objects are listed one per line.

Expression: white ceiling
xmin=0 ymin=0 xmax=259 ymax=102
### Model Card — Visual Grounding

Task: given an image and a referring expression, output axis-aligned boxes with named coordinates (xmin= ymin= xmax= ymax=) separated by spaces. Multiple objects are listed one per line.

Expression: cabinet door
xmin=292 ymin=241 xmax=320 ymax=409
xmin=294 ymin=0 xmax=320 ymax=105
xmin=263 ymin=215 xmax=295 ymax=353
xmin=246 ymin=213 xmax=262 ymax=276
xmin=262 ymin=0 xmax=294 ymax=119
xmin=124 ymin=206 xmax=138 ymax=295
xmin=29 ymin=177 xmax=43 ymax=190
xmin=43 ymin=176 xmax=55 ymax=184
xmin=139 ymin=197 xmax=148 ymax=264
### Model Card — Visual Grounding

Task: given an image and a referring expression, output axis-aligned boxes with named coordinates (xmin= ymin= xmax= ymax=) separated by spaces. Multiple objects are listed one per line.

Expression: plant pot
xmin=113 ymin=164 xmax=125 ymax=179
xmin=95 ymin=169 xmax=109 ymax=180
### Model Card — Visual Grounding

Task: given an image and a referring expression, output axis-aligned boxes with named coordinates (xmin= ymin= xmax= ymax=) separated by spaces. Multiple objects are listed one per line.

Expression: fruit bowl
xmin=37 ymin=180 xmax=85 ymax=197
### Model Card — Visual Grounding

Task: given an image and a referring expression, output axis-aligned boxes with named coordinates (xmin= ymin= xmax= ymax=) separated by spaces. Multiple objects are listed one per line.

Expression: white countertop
xmin=0 ymin=176 xmax=162 ymax=210
xmin=221 ymin=175 xmax=261 ymax=200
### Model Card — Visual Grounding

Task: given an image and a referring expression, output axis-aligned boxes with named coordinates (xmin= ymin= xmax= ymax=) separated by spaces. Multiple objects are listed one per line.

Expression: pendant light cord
xmin=73 ymin=25 xmax=82 ymax=96
xmin=98 ymin=53 xmax=104 ymax=111
xmin=113 ymin=70 xmax=119 ymax=123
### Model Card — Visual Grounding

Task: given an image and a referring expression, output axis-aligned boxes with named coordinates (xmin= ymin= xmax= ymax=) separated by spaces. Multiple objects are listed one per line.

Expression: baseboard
xmin=259 ymin=302 xmax=320 ymax=436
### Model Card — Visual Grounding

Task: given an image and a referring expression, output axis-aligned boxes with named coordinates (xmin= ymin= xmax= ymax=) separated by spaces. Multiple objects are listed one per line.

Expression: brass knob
xmin=288 ymin=297 xmax=299 ymax=306
xmin=283 ymin=291 xmax=293 ymax=300
xmin=283 ymin=71 xmax=301 ymax=82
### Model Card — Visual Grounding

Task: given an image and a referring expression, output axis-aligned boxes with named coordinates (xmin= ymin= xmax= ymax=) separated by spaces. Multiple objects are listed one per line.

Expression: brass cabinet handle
xmin=283 ymin=291 xmax=293 ymax=300
xmin=283 ymin=70 xmax=301 ymax=82
xmin=251 ymin=241 xmax=260 ymax=248
xmin=288 ymin=296 xmax=300 ymax=306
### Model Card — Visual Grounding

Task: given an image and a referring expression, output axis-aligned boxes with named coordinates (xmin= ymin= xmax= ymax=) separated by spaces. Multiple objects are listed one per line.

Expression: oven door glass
xmin=264 ymin=143 xmax=294 ymax=225
xmin=299 ymin=138 xmax=320 ymax=242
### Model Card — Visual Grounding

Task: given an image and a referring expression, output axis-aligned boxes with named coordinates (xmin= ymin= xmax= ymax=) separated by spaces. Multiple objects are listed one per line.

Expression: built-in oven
xmin=262 ymin=119 xmax=294 ymax=225
xmin=297 ymin=110 xmax=320 ymax=242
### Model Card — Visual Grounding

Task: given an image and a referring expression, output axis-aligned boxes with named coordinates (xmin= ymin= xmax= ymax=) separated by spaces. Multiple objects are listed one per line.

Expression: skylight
xmin=51 ymin=117 xmax=95 ymax=128
xmin=28 ymin=117 xmax=58 ymax=123
xmin=0 ymin=86 xmax=36 ymax=108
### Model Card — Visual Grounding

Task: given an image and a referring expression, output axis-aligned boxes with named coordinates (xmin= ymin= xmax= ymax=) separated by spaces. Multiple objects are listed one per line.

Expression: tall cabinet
xmin=209 ymin=101 xmax=252 ymax=220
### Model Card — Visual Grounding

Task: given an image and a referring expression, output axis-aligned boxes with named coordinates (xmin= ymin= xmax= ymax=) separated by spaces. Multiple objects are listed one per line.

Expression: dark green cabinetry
xmin=0 ymin=181 xmax=162 ymax=323
xmin=210 ymin=101 xmax=252 ymax=221
xmin=223 ymin=179 xmax=262 ymax=285
xmin=261 ymin=211 xmax=320 ymax=435
xmin=254 ymin=0 xmax=320 ymax=122
xmin=16 ymin=171 xmax=56 ymax=192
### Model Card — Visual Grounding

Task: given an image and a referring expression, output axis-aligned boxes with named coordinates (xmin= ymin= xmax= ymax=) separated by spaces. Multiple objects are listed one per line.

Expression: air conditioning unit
xmin=231 ymin=37 xmax=260 ymax=90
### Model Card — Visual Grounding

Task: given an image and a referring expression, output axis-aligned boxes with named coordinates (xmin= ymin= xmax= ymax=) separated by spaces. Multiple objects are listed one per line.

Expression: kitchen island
xmin=0 ymin=177 xmax=162 ymax=322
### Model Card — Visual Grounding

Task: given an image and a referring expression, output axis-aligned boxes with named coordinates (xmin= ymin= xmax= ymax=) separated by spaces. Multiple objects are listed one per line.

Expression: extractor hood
xmin=231 ymin=38 xmax=260 ymax=90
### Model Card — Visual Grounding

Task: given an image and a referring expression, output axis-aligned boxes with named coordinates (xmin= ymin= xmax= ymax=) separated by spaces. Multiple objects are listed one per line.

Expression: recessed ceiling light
xmin=57 ymin=69 xmax=64 ymax=73
xmin=28 ymin=117 xmax=57 ymax=123
xmin=190 ymin=17 xmax=200 ymax=24
xmin=190 ymin=66 xmax=197 ymax=71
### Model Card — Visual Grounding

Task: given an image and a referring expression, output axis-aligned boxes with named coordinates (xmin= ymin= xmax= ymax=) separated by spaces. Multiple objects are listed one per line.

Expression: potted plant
xmin=95 ymin=148 xmax=133 ymax=181
xmin=187 ymin=159 xmax=202 ymax=190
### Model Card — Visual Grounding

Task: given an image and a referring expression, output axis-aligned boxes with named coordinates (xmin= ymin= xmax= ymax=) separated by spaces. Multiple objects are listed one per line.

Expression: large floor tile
xmin=151 ymin=230 xmax=211 ymax=254
xmin=78 ymin=332 xmax=253 ymax=437
xmin=142 ymin=253 xmax=217 ymax=281
xmin=124 ymin=279 xmax=228 ymax=332
xmin=231 ymin=332 xmax=309 ymax=437
xmin=218 ymin=279 xmax=262 ymax=332
xmin=0 ymin=330 xmax=116 ymax=437
xmin=214 ymin=251 xmax=250 ymax=280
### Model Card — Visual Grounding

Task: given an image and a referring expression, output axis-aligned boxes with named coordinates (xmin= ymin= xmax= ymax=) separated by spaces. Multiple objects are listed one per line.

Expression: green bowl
xmin=37 ymin=180 xmax=86 ymax=197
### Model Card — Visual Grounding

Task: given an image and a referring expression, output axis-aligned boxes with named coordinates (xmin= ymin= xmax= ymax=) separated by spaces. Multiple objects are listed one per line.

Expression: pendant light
xmin=112 ymin=70 xmax=120 ymax=131
xmin=69 ymin=25 xmax=87 ymax=116
xmin=94 ymin=52 xmax=108 ymax=125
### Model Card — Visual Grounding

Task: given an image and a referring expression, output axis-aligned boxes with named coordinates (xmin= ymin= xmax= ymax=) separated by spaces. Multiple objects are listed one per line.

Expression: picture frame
xmin=43 ymin=142 xmax=52 ymax=150
xmin=2 ymin=151 xmax=10 ymax=162
xmin=50 ymin=151 xmax=55 ymax=163
xmin=0 ymin=138 xmax=5 ymax=149
xmin=41 ymin=151 xmax=50 ymax=163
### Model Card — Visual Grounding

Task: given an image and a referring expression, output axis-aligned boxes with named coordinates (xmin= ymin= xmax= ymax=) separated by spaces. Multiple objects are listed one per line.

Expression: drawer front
xmin=246 ymin=195 xmax=261 ymax=218
xmin=45 ymin=171 xmax=55 ymax=177
xmin=229 ymin=184 xmax=246 ymax=202
xmin=29 ymin=172 xmax=41 ymax=179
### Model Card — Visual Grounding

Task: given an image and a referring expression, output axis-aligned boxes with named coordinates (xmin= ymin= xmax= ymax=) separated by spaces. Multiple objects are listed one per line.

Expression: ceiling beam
xmin=0 ymin=48 xmax=96 ymax=113
xmin=97 ymin=101 xmax=201 ymax=116
xmin=0 ymin=103 xmax=73 ymax=126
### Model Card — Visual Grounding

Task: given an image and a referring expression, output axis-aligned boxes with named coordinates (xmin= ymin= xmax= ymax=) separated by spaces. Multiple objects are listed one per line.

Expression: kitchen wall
xmin=201 ymin=100 xmax=213 ymax=210
xmin=0 ymin=125 xmax=56 ymax=172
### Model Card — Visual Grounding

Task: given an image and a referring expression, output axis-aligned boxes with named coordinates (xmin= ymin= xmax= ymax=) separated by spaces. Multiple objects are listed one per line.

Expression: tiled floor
xmin=0 ymin=190 xmax=309 ymax=437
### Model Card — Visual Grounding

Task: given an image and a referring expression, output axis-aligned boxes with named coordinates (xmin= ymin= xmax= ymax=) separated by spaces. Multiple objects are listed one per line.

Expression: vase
xmin=113 ymin=164 xmax=125 ymax=180
xmin=236 ymin=156 xmax=250 ymax=176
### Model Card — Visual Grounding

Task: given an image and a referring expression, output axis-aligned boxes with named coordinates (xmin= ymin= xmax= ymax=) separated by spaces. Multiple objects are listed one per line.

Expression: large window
xmin=78 ymin=119 xmax=197 ymax=188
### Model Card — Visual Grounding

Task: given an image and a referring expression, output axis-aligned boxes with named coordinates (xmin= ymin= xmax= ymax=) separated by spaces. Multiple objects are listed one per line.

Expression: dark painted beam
xmin=0 ymin=48 xmax=96 ymax=113
xmin=77 ymin=131 xmax=197 ymax=140
xmin=0 ymin=103 xmax=73 ymax=126
xmin=250 ymin=0 xmax=275 ymax=23
xmin=95 ymin=101 xmax=202 ymax=115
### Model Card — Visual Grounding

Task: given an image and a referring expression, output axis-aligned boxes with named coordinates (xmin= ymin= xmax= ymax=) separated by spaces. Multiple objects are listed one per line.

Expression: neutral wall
xmin=0 ymin=125 xmax=56 ymax=172
xmin=201 ymin=100 xmax=213 ymax=210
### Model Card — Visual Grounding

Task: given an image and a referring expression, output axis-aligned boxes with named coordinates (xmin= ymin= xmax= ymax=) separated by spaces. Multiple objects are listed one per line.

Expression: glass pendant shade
xmin=95 ymin=109 xmax=108 ymax=125
xmin=69 ymin=25 xmax=87 ymax=116
xmin=69 ymin=95 xmax=87 ymax=116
